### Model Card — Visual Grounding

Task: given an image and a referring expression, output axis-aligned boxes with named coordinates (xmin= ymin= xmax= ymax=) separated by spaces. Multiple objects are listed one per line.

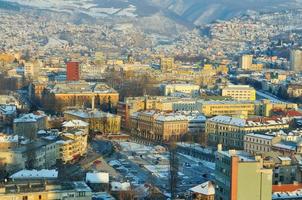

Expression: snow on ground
xmin=6 ymin=0 xmax=138 ymax=18
xmin=178 ymin=153 xmax=215 ymax=170
xmin=144 ymin=165 xmax=169 ymax=178
xmin=118 ymin=142 xmax=153 ymax=153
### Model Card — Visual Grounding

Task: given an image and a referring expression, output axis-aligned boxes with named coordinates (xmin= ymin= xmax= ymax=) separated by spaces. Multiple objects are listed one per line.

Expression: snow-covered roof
xmin=111 ymin=182 xmax=131 ymax=191
xmin=0 ymin=134 xmax=18 ymax=143
xmin=208 ymin=116 xmax=246 ymax=127
xmin=64 ymin=109 xmax=118 ymax=119
xmin=208 ymin=115 xmax=289 ymax=127
xmin=189 ymin=181 xmax=215 ymax=195
xmin=10 ymin=169 xmax=58 ymax=180
xmin=14 ymin=112 xmax=46 ymax=123
xmin=62 ymin=120 xmax=89 ymax=127
xmin=86 ymin=172 xmax=109 ymax=184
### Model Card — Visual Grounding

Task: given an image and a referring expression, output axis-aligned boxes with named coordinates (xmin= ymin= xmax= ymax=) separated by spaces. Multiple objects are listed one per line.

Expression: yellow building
xmin=57 ymin=129 xmax=88 ymax=164
xmin=206 ymin=116 xmax=290 ymax=149
xmin=43 ymin=82 xmax=119 ymax=111
xmin=197 ymin=100 xmax=255 ymax=117
xmin=130 ymin=110 xmax=188 ymax=141
xmin=239 ymin=54 xmax=253 ymax=70
xmin=64 ymin=109 xmax=121 ymax=134
xmin=222 ymin=85 xmax=256 ymax=101
xmin=0 ymin=181 xmax=92 ymax=200
xmin=197 ymin=100 xmax=298 ymax=117
xmin=287 ymin=84 xmax=302 ymax=98
xmin=160 ymin=57 xmax=174 ymax=72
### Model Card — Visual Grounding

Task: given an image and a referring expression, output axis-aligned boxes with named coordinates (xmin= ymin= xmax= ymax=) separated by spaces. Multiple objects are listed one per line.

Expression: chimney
xmin=92 ymin=96 xmax=95 ymax=110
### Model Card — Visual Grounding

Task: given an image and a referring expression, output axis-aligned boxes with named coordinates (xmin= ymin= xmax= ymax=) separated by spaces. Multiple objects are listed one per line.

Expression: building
xmin=66 ymin=61 xmax=80 ymax=81
xmin=290 ymin=49 xmax=302 ymax=72
xmin=239 ymin=54 xmax=253 ymax=70
xmin=0 ymin=181 xmax=92 ymax=200
xmin=117 ymin=96 xmax=197 ymax=129
xmin=13 ymin=111 xmax=47 ymax=140
xmin=244 ymin=133 xmax=282 ymax=155
xmin=0 ymin=105 xmax=17 ymax=127
xmin=189 ymin=181 xmax=215 ymax=200
xmin=64 ymin=109 xmax=121 ymax=134
xmin=287 ymin=84 xmax=302 ymax=98
xmin=197 ymin=100 xmax=298 ymax=117
xmin=206 ymin=116 xmax=290 ymax=149
xmin=10 ymin=169 xmax=58 ymax=181
xmin=221 ymin=85 xmax=256 ymax=101
xmin=197 ymin=100 xmax=255 ymax=117
xmin=161 ymin=83 xmax=200 ymax=97
xmin=160 ymin=57 xmax=174 ymax=72
xmin=130 ymin=110 xmax=188 ymax=141
xmin=56 ymin=128 xmax=88 ymax=164
xmin=215 ymin=148 xmax=272 ymax=200
xmin=272 ymin=183 xmax=302 ymax=199
xmin=44 ymin=81 xmax=119 ymax=111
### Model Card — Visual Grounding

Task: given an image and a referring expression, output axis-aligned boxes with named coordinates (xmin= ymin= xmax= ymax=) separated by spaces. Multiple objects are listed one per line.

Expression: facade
xmin=64 ymin=109 xmax=121 ymax=134
xmin=130 ymin=110 xmax=188 ymax=141
xmin=0 ymin=181 xmax=92 ymax=200
xmin=160 ymin=57 xmax=174 ymax=72
xmin=56 ymin=129 xmax=88 ymax=164
xmin=161 ymin=84 xmax=200 ymax=97
xmin=244 ymin=133 xmax=281 ymax=155
xmin=287 ymin=84 xmax=302 ymax=98
xmin=221 ymin=85 xmax=256 ymax=101
xmin=66 ymin=61 xmax=80 ymax=81
xmin=117 ymin=96 xmax=197 ymax=129
xmin=197 ymin=100 xmax=255 ymax=117
xmin=44 ymin=81 xmax=119 ymax=111
xmin=197 ymin=100 xmax=298 ymax=117
xmin=215 ymin=148 xmax=272 ymax=200
xmin=206 ymin=116 xmax=289 ymax=149
xmin=13 ymin=111 xmax=47 ymax=140
xmin=239 ymin=54 xmax=253 ymax=70
xmin=290 ymin=49 xmax=302 ymax=72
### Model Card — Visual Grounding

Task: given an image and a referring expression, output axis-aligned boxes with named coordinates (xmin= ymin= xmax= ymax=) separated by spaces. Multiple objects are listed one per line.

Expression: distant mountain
xmin=0 ymin=0 xmax=20 ymax=11
xmin=3 ymin=0 xmax=302 ymax=27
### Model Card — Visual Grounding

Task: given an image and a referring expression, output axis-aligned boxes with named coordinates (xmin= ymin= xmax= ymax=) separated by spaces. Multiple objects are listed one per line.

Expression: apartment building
xmin=221 ymin=85 xmax=256 ymax=101
xmin=0 ymin=181 xmax=92 ymax=200
xmin=13 ymin=111 xmax=47 ymax=140
xmin=206 ymin=116 xmax=289 ymax=149
xmin=64 ymin=109 xmax=121 ymax=135
xmin=244 ymin=133 xmax=282 ymax=155
xmin=215 ymin=148 xmax=272 ymax=200
xmin=130 ymin=110 xmax=188 ymax=141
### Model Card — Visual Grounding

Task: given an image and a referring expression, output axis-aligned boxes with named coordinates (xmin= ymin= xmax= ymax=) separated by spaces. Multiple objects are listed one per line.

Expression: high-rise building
xmin=290 ymin=49 xmax=302 ymax=72
xmin=239 ymin=54 xmax=253 ymax=70
xmin=215 ymin=147 xmax=272 ymax=200
xmin=66 ymin=61 xmax=80 ymax=81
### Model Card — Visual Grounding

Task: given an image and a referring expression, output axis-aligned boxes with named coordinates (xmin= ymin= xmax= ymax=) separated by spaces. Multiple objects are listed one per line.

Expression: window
xmin=39 ymin=195 xmax=42 ymax=200
xmin=79 ymin=192 xmax=86 ymax=197
xmin=22 ymin=196 xmax=28 ymax=200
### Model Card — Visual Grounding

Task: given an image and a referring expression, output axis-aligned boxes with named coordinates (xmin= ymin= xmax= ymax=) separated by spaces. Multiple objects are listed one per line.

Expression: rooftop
xmin=208 ymin=115 xmax=289 ymax=127
xmin=14 ymin=111 xmax=46 ymax=123
xmin=64 ymin=109 xmax=118 ymax=119
xmin=10 ymin=169 xmax=58 ymax=180
xmin=48 ymin=81 xmax=117 ymax=94
xmin=189 ymin=181 xmax=215 ymax=195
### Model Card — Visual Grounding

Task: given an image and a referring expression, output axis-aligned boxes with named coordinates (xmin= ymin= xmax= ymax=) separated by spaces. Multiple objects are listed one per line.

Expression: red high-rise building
xmin=66 ymin=61 xmax=80 ymax=81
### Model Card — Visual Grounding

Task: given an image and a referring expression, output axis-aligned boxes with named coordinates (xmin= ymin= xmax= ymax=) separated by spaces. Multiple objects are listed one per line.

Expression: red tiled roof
xmin=285 ymin=110 xmax=302 ymax=117
xmin=272 ymin=184 xmax=302 ymax=192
